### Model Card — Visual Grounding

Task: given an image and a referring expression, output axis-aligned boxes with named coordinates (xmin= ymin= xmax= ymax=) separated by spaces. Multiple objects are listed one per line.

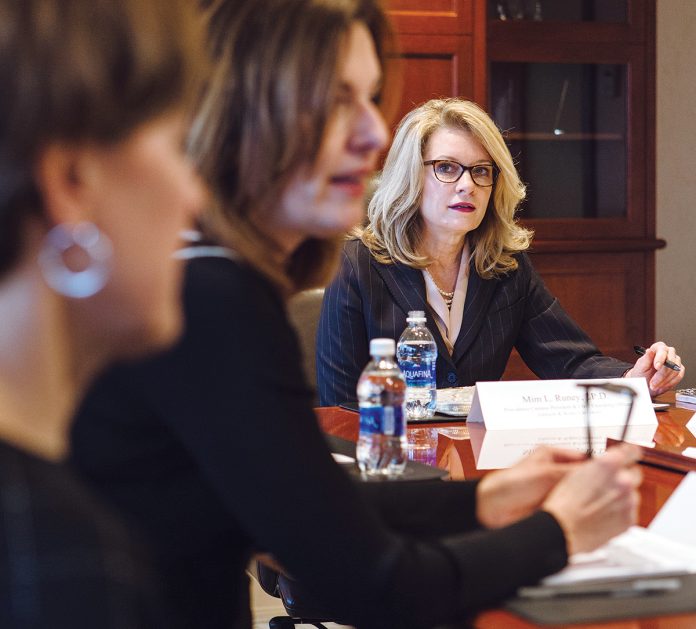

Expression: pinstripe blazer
xmin=317 ymin=239 xmax=632 ymax=406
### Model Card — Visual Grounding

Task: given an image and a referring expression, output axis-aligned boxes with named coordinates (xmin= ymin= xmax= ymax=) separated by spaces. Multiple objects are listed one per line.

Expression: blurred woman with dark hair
xmin=0 ymin=0 xmax=205 ymax=625
xmin=72 ymin=2 xmax=641 ymax=628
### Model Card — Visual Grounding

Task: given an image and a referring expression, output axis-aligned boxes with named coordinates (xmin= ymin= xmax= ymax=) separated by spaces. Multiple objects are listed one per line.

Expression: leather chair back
xmin=286 ymin=288 xmax=324 ymax=394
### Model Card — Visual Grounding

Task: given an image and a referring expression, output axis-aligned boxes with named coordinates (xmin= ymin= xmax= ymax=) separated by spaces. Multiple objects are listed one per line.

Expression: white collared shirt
xmin=421 ymin=242 xmax=470 ymax=355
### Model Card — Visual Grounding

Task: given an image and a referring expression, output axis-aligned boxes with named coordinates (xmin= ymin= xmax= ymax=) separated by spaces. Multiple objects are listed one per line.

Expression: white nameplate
xmin=467 ymin=378 xmax=656 ymax=430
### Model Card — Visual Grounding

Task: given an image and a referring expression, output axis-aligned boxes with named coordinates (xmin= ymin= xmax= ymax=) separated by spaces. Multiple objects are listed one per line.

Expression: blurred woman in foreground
xmin=0 ymin=0 xmax=205 ymax=625
xmin=71 ymin=2 xmax=642 ymax=628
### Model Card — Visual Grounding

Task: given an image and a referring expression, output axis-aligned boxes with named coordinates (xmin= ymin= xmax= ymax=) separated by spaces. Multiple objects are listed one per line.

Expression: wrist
xmin=475 ymin=476 xmax=497 ymax=528
xmin=540 ymin=509 xmax=575 ymax=560
xmin=541 ymin=507 xmax=576 ymax=556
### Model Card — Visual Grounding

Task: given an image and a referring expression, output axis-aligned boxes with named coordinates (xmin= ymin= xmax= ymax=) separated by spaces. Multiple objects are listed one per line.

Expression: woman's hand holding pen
xmin=625 ymin=341 xmax=685 ymax=396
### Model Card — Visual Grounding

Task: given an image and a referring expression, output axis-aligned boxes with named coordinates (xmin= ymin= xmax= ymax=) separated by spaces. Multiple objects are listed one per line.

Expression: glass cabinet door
xmin=489 ymin=61 xmax=627 ymax=219
xmin=488 ymin=0 xmax=627 ymax=23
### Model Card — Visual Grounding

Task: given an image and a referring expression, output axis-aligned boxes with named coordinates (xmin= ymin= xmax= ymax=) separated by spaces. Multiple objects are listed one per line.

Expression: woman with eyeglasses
xmin=317 ymin=98 xmax=684 ymax=406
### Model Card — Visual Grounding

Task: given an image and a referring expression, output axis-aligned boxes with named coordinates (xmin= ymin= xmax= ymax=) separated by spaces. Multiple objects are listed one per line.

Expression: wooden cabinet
xmin=385 ymin=0 xmax=658 ymax=377
xmin=385 ymin=0 xmax=486 ymax=120
xmin=386 ymin=0 xmax=473 ymax=33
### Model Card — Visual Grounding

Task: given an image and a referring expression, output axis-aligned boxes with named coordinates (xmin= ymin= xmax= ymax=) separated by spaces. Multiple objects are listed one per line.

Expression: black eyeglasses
xmin=423 ymin=159 xmax=498 ymax=187
xmin=577 ymin=382 xmax=637 ymax=458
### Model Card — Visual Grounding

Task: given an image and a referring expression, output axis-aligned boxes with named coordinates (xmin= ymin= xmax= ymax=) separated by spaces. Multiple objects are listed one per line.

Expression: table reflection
xmin=405 ymin=428 xmax=438 ymax=466
xmin=468 ymin=423 xmax=657 ymax=469
xmin=315 ymin=393 xmax=696 ymax=482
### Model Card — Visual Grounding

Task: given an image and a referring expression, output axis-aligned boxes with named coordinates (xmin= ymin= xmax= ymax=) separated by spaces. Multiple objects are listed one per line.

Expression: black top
xmin=317 ymin=239 xmax=631 ymax=405
xmin=0 ymin=440 xmax=167 ymax=628
xmin=70 ymin=254 xmax=567 ymax=629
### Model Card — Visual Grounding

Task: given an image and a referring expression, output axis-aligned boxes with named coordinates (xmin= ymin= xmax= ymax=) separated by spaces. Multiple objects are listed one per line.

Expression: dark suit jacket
xmin=317 ymin=239 xmax=632 ymax=406
xmin=71 ymin=254 xmax=568 ymax=629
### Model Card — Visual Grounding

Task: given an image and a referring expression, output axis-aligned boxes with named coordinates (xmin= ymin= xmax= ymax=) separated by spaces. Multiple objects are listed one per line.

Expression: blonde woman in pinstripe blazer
xmin=317 ymin=99 xmax=684 ymax=405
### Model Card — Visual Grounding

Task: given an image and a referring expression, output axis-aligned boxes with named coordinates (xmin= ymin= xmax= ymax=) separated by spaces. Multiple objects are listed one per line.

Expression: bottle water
xmin=356 ymin=338 xmax=407 ymax=477
xmin=397 ymin=310 xmax=437 ymax=420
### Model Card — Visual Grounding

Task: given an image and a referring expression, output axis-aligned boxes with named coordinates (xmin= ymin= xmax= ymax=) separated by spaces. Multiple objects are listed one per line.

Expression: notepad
xmin=528 ymin=472 xmax=696 ymax=591
xmin=436 ymin=386 xmax=474 ymax=416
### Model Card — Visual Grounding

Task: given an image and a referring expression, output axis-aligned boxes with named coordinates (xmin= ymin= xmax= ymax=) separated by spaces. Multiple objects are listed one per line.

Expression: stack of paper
xmin=436 ymin=386 xmax=474 ymax=416
xmin=527 ymin=472 xmax=696 ymax=592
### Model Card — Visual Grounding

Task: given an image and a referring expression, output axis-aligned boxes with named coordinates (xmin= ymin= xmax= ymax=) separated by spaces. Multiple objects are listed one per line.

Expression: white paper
xmin=467 ymin=378 xmax=656 ymax=430
xmin=542 ymin=472 xmax=696 ymax=586
xmin=436 ymin=386 xmax=474 ymax=416
xmin=685 ymin=413 xmax=696 ymax=435
xmin=331 ymin=453 xmax=354 ymax=464
xmin=648 ymin=471 xmax=696 ymax=547
xmin=681 ymin=447 xmax=696 ymax=459
xmin=543 ymin=527 xmax=696 ymax=586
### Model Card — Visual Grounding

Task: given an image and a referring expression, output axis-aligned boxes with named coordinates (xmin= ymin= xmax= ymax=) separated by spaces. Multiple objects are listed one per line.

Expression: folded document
xmin=526 ymin=471 xmax=696 ymax=592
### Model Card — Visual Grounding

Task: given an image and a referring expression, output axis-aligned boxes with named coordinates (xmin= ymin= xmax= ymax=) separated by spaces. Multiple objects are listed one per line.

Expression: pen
xmin=518 ymin=577 xmax=683 ymax=600
xmin=634 ymin=345 xmax=682 ymax=372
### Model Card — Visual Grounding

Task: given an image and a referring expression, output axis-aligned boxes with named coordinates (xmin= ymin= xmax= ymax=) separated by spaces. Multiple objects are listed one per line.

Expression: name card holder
xmin=467 ymin=378 xmax=656 ymax=430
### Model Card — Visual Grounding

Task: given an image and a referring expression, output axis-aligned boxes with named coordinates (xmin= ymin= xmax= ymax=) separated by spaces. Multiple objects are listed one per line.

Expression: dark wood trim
xmin=471 ymin=0 xmax=487 ymax=106
xmin=486 ymin=40 xmax=646 ymax=63
xmin=387 ymin=0 xmax=472 ymax=35
xmin=487 ymin=0 xmax=647 ymax=44
xmin=645 ymin=242 xmax=656 ymax=339
xmin=644 ymin=0 xmax=657 ymax=239
xmin=519 ymin=211 xmax=644 ymax=242
xmin=643 ymin=1 xmax=657 ymax=340
xmin=487 ymin=20 xmax=645 ymax=46
xmin=528 ymin=239 xmax=665 ymax=254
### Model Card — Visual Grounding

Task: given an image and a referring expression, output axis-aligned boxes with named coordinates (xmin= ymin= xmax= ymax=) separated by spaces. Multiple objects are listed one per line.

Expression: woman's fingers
xmin=542 ymin=444 xmax=642 ymax=554
xmin=628 ymin=342 xmax=684 ymax=395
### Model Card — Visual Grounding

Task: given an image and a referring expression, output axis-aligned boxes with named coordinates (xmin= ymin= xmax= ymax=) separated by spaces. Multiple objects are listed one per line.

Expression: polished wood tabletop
xmin=315 ymin=393 xmax=696 ymax=628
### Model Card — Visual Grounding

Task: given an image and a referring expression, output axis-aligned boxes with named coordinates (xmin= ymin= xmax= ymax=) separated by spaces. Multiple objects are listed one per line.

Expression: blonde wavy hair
xmin=360 ymin=98 xmax=532 ymax=278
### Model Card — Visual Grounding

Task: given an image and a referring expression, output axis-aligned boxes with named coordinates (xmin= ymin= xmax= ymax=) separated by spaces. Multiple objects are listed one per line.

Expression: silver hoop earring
xmin=38 ymin=222 xmax=113 ymax=298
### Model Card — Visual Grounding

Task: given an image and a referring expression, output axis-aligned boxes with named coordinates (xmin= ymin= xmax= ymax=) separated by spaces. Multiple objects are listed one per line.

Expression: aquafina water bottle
xmin=356 ymin=338 xmax=407 ymax=477
xmin=397 ymin=310 xmax=437 ymax=420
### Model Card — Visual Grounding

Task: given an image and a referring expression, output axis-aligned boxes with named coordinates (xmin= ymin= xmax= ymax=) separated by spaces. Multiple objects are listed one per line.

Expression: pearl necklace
xmin=425 ymin=268 xmax=454 ymax=309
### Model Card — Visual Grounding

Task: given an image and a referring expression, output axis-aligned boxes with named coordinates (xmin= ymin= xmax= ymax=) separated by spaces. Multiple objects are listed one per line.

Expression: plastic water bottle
xmin=356 ymin=338 xmax=407 ymax=477
xmin=397 ymin=310 xmax=437 ymax=420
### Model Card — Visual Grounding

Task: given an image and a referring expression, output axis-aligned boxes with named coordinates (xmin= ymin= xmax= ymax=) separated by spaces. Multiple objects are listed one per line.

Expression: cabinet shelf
xmin=504 ymin=132 xmax=624 ymax=141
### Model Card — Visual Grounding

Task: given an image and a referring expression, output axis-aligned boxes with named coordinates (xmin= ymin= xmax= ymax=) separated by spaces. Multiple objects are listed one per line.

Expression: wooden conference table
xmin=315 ymin=392 xmax=696 ymax=629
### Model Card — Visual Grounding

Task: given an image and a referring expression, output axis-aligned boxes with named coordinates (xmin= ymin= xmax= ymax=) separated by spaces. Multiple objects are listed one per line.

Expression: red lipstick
xmin=448 ymin=202 xmax=475 ymax=213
